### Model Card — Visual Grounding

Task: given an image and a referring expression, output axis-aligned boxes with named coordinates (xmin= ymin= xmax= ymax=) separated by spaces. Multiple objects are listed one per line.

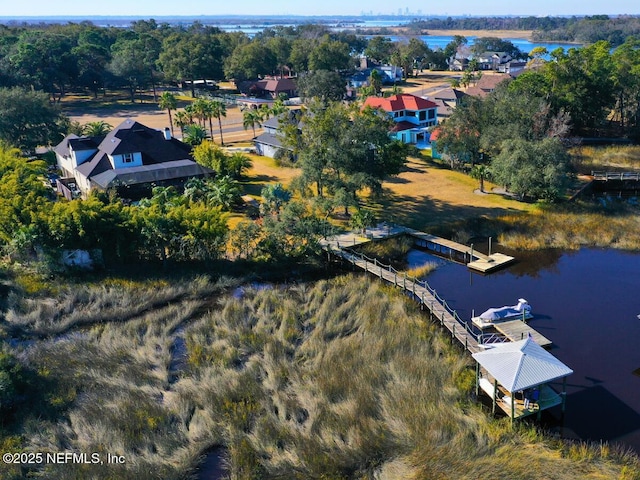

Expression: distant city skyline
xmin=1 ymin=0 xmax=638 ymax=18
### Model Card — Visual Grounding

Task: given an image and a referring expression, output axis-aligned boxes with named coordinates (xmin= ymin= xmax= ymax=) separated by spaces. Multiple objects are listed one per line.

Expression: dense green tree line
xmin=0 ymin=21 xmax=368 ymax=100
xmin=531 ymin=15 xmax=640 ymax=46
xmin=435 ymin=83 xmax=572 ymax=200
xmin=407 ymin=15 xmax=640 ymax=47
xmin=407 ymin=16 xmax=572 ymax=32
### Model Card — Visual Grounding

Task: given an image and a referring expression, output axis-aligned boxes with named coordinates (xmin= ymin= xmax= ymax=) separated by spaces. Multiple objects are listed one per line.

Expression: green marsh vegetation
xmin=1 ymin=273 xmax=638 ymax=479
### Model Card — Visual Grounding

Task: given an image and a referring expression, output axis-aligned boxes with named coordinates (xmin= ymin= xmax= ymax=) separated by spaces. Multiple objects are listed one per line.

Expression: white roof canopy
xmin=472 ymin=337 xmax=573 ymax=392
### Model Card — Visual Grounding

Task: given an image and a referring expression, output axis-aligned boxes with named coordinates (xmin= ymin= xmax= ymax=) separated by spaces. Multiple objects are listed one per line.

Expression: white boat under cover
xmin=472 ymin=298 xmax=533 ymax=329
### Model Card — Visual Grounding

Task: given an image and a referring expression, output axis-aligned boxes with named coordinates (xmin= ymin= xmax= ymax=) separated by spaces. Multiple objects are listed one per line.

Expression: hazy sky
xmin=1 ymin=0 xmax=638 ymax=17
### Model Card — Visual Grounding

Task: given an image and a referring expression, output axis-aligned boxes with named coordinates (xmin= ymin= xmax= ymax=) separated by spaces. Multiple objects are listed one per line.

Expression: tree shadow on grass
xmin=240 ymin=174 xmax=278 ymax=196
xmin=368 ymin=191 xmax=528 ymax=230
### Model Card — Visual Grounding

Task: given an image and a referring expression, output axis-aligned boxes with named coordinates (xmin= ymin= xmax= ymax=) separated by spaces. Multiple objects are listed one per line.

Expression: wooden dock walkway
xmin=493 ymin=319 xmax=551 ymax=347
xmin=403 ymin=228 xmax=515 ymax=273
xmin=320 ymin=224 xmax=515 ymax=273
xmin=333 ymin=248 xmax=487 ymax=354
xmin=321 ymin=225 xmax=552 ymax=355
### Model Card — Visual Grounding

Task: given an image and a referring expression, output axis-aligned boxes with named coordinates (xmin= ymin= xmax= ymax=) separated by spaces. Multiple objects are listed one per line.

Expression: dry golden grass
xmin=369 ymin=157 xmax=536 ymax=230
xmin=496 ymin=204 xmax=640 ymax=251
xmin=571 ymin=145 xmax=640 ymax=172
xmin=3 ymin=274 xmax=639 ymax=479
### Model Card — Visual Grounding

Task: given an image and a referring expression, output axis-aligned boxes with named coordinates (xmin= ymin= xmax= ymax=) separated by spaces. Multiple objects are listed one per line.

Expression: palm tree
xmin=242 ymin=109 xmax=263 ymax=138
xmin=269 ymin=99 xmax=287 ymax=118
xmin=173 ymin=110 xmax=193 ymax=138
xmin=470 ymin=164 xmax=490 ymax=193
xmin=208 ymin=175 xmax=240 ymax=210
xmin=228 ymin=152 xmax=253 ymax=179
xmin=183 ymin=124 xmax=208 ymax=146
xmin=210 ymin=100 xmax=227 ymax=145
xmin=158 ymin=91 xmax=177 ymax=136
xmin=82 ymin=121 xmax=113 ymax=137
xmin=191 ymin=97 xmax=210 ymax=131
xmin=68 ymin=120 xmax=84 ymax=136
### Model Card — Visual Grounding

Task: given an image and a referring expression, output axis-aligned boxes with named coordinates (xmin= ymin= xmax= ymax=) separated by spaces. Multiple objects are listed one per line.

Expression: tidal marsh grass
xmin=2 ymin=274 xmax=639 ymax=479
xmin=496 ymin=204 xmax=640 ymax=251
xmin=405 ymin=261 xmax=439 ymax=279
xmin=4 ymin=275 xmax=220 ymax=337
xmin=571 ymin=145 xmax=640 ymax=172
xmin=356 ymin=235 xmax=415 ymax=264
xmin=177 ymin=278 xmax=640 ymax=478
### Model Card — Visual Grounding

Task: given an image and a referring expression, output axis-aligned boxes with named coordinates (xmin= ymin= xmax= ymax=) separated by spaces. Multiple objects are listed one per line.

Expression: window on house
xmin=123 ymin=153 xmax=133 ymax=163
xmin=428 ymin=109 xmax=435 ymax=119
xmin=406 ymin=111 xmax=416 ymax=117
xmin=419 ymin=110 xmax=427 ymax=121
xmin=394 ymin=111 xmax=401 ymax=118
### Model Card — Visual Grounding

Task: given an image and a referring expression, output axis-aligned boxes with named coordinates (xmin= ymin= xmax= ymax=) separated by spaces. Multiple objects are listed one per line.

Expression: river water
xmin=408 ymin=247 xmax=640 ymax=452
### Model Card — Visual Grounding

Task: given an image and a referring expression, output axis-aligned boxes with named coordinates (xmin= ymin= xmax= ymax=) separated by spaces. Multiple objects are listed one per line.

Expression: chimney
xmin=163 ymin=127 xmax=172 ymax=140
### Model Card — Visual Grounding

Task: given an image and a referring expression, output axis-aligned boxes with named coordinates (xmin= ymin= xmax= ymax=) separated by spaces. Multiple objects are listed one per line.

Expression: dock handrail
xmin=335 ymin=247 xmax=483 ymax=344
xmin=592 ymin=171 xmax=640 ymax=181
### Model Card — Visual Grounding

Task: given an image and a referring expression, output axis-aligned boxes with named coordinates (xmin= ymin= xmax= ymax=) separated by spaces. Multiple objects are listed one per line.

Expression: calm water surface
xmin=409 ymin=247 xmax=640 ymax=451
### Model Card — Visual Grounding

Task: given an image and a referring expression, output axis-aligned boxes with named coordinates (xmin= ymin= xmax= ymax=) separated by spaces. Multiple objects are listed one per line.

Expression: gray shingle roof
xmin=90 ymin=160 xmax=212 ymax=189
xmin=253 ymin=133 xmax=283 ymax=148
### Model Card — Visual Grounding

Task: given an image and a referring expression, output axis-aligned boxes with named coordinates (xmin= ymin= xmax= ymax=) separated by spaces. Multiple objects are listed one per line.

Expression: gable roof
xmin=75 ymin=152 xmax=111 ymax=179
xmin=97 ymin=119 xmax=193 ymax=161
xmin=476 ymin=74 xmax=511 ymax=92
xmin=432 ymin=87 xmax=467 ymax=102
xmin=253 ymin=132 xmax=284 ymax=148
xmin=256 ymin=77 xmax=297 ymax=93
xmin=364 ymin=93 xmax=437 ymax=112
xmin=431 ymin=99 xmax=453 ymax=117
xmin=472 ymin=337 xmax=573 ymax=392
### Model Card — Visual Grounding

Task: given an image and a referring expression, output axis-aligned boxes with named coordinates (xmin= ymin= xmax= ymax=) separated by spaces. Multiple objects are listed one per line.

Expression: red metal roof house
xmin=364 ymin=93 xmax=438 ymax=145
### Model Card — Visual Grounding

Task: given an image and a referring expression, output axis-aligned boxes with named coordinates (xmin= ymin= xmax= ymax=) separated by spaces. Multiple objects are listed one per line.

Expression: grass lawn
xmin=237 ymin=153 xmax=536 ymax=232
xmin=368 ymin=156 xmax=536 ymax=229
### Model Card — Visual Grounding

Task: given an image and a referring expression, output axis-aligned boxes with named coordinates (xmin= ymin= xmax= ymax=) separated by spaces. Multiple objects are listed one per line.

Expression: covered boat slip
xmin=478 ymin=377 xmax=564 ymax=420
xmin=473 ymin=337 xmax=573 ymax=422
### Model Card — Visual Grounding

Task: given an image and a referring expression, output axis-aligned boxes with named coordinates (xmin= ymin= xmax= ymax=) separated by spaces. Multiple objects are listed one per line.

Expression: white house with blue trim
xmin=364 ymin=93 xmax=438 ymax=145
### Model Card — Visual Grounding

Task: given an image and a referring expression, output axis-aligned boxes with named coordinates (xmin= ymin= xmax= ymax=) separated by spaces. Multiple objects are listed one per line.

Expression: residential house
xmin=449 ymin=57 xmax=470 ymax=72
xmin=349 ymin=58 xmax=404 ymax=89
xmin=476 ymin=51 xmax=512 ymax=71
xmin=364 ymin=93 xmax=438 ymax=145
xmin=465 ymin=73 xmax=511 ymax=98
xmin=54 ymin=119 xmax=212 ymax=200
xmin=432 ymin=87 xmax=467 ymax=108
xmin=238 ymin=77 xmax=297 ymax=99
xmin=253 ymin=109 xmax=303 ymax=159
xmin=498 ymin=61 xmax=527 ymax=75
